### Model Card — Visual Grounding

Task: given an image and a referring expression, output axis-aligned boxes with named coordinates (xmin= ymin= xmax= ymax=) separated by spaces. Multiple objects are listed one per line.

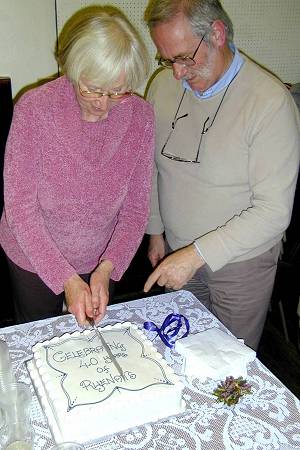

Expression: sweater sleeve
xmin=3 ymin=94 xmax=76 ymax=294
xmin=100 ymin=107 xmax=155 ymax=280
xmin=145 ymin=81 xmax=165 ymax=236
xmin=195 ymin=90 xmax=300 ymax=271
xmin=145 ymin=162 xmax=165 ymax=235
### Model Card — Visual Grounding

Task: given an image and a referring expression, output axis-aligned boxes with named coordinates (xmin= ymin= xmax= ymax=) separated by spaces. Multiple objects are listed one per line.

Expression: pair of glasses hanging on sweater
xmin=161 ymin=72 xmax=239 ymax=163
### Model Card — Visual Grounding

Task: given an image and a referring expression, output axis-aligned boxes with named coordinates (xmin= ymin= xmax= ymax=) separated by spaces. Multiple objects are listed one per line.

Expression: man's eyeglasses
xmin=161 ymin=72 xmax=238 ymax=163
xmin=78 ymin=84 xmax=133 ymax=101
xmin=161 ymin=103 xmax=210 ymax=163
xmin=158 ymin=34 xmax=205 ymax=68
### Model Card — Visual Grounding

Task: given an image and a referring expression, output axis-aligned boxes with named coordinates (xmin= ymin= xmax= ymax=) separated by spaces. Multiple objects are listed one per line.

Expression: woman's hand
xmin=64 ymin=273 xmax=92 ymax=326
xmin=148 ymin=234 xmax=166 ymax=268
xmin=89 ymin=260 xmax=114 ymax=323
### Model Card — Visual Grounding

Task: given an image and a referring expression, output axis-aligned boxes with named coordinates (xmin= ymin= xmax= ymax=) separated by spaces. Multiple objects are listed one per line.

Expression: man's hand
xmin=144 ymin=244 xmax=205 ymax=292
xmin=148 ymin=234 xmax=165 ymax=267
xmin=64 ymin=274 xmax=92 ymax=326
xmin=89 ymin=260 xmax=114 ymax=323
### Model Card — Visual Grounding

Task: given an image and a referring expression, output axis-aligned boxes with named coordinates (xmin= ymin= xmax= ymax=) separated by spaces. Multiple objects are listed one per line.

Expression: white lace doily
xmin=1 ymin=290 xmax=299 ymax=450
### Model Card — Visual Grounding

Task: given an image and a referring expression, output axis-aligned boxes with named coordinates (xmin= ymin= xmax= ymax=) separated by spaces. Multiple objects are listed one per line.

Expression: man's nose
xmin=172 ymin=63 xmax=188 ymax=80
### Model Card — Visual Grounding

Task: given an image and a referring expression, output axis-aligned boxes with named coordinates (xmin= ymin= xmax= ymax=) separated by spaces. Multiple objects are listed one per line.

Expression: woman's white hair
xmin=57 ymin=5 xmax=150 ymax=90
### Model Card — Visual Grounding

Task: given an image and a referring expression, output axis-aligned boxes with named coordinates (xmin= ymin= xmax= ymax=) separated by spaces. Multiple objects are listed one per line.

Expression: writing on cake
xmin=45 ymin=327 xmax=173 ymax=410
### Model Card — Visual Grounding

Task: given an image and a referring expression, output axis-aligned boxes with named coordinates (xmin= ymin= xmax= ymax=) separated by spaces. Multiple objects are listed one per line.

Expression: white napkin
xmin=175 ymin=328 xmax=256 ymax=380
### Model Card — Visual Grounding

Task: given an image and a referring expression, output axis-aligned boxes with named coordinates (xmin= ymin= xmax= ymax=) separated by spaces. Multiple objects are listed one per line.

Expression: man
xmin=143 ymin=0 xmax=300 ymax=350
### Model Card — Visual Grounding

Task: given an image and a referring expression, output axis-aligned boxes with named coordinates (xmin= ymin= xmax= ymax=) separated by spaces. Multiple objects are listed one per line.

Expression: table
xmin=1 ymin=290 xmax=300 ymax=450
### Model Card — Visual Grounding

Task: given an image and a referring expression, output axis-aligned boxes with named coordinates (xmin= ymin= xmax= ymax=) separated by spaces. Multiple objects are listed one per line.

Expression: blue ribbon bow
xmin=144 ymin=313 xmax=190 ymax=348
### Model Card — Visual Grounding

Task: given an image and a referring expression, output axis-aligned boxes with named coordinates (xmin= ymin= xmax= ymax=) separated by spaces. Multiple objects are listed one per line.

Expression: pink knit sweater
xmin=0 ymin=76 xmax=154 ymax=294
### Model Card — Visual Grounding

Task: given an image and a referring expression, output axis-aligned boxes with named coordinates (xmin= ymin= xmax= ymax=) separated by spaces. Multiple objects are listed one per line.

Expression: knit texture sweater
xmin=0 ymin=76 xmax=154 ymax=293
xmin=146 ymin=57 xmax=300 ymax=271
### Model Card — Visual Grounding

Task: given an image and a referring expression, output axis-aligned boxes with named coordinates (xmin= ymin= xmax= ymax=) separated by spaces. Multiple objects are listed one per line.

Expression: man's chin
xmin=187 ymin=76 xmax=210 ymax=93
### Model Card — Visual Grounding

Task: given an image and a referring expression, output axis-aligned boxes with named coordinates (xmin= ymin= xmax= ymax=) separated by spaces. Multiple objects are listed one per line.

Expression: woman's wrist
xmin=96 ymin=259 xmax=114 ymax=275
xmin=63 ymin=272 xmax=81 ymax=289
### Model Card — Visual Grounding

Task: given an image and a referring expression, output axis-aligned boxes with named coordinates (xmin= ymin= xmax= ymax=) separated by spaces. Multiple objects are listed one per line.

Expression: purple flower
xmin=212 ymin=376 xmax=252 ymax=406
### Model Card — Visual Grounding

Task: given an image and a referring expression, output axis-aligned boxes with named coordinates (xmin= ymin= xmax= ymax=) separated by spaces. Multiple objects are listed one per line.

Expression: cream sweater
xmin=146 ymin=58 xmax=300 ymax=271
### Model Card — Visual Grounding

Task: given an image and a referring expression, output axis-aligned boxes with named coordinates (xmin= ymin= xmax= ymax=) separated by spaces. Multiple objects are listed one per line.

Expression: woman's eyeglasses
xmin=78 ymin=85 xmax=133 ymax=101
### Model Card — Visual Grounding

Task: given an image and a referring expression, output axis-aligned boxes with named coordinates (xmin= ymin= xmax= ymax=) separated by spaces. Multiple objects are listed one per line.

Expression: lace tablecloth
xmin=1 ymin=290 xmax=300 ymax=450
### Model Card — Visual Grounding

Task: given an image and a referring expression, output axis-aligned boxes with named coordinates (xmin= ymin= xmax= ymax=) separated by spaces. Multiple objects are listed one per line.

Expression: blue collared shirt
xmin=183 ymin=44 xmax=244 ymax=99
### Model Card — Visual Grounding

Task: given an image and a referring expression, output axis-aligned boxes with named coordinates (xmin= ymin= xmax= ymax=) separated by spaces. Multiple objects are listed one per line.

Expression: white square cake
xmin=27 ymin=322 xmax=185 ymax=444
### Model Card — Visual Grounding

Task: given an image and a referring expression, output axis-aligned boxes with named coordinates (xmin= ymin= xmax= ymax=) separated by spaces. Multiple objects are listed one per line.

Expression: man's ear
xmin=210 ymin=20 xmax=227 ymax=47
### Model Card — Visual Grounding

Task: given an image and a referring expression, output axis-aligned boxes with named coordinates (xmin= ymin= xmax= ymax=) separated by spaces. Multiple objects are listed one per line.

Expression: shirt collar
xmin=182 ymin=44 xmax=244 ymax=99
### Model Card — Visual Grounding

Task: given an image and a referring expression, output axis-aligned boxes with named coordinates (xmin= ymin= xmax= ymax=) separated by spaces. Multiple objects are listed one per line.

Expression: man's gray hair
xmin=145 ymin=0 xmax=234 ymax=44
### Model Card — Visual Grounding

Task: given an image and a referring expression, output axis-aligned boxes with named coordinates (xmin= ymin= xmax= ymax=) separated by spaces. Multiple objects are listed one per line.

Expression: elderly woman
xmin=0 ymin=6 xmax=154 ymax=325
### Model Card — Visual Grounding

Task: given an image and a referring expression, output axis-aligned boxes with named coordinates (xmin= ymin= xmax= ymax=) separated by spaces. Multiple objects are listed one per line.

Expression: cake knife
xmin=89 ymin=318 xmax=124 ymax=378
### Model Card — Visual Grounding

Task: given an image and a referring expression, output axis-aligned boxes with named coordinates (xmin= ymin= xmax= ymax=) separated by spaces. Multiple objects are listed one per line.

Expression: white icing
xmin=28 ymin=322 xmax=185 ymax=444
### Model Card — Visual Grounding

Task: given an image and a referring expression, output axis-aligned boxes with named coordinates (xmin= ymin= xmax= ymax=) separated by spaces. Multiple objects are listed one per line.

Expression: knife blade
xmin=89 ymin=318 xmax=124 ymax=378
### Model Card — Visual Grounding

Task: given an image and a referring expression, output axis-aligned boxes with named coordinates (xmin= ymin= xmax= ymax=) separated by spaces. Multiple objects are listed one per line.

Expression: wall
xmin=223 ymin=0 xmax=300 ymax=83
xmin=1 ymin=0 xmax=300 ymax=99
xmin=0 ymin=0 xmax=57 ymax=98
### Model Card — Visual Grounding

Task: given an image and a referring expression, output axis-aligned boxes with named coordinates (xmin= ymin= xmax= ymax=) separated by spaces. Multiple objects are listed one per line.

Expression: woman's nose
xmin=93 ymin=95 xmax=110 ymax=108
xmin=172 ymin=63 xmax=188 ymax=80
